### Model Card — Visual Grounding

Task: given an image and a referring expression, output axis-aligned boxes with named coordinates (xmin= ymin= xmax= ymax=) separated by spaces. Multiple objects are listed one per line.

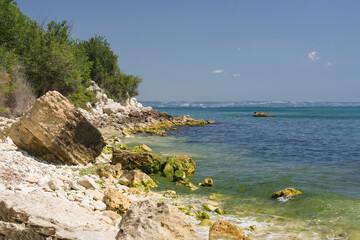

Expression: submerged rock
xmin=272 ymin=188 xmax=302 ymax=198
xmin=199 ymin=177 xmax=214 ymax=187
xmin=118 ymin=170 xmax=157 ymax=191
xmin=112 ymin=150 xmax=162 ymax=174
xmin=252 ymin=112 xmax=275 ymax=117
xmin=9 ymin=91 xmax=105 ymax=165
xmin=117 ymin=200 xmax=196 ymax=240
xmin=175 ymin=180 xmax=198 ymax=191
xmin=209 ymin=219 xmax=246 ymax=240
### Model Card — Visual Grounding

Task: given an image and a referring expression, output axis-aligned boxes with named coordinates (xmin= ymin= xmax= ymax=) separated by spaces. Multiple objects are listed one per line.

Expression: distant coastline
xmin=141 ymin=101 xmax=360 ymax=108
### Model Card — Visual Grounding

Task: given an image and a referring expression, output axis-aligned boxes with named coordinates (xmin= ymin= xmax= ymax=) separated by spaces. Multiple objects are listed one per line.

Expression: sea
xmin=121 ymin=106 xmax=360 ymax=240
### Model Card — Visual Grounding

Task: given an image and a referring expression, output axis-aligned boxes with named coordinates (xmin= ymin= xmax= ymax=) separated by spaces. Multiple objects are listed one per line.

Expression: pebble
xmin=24 ymin=176 xmax=39 ymax=184
xmin=93 ymin=200 xmax=107 ymax=211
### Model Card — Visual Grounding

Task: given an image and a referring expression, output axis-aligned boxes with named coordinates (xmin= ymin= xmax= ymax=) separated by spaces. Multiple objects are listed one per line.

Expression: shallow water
xmin=122 ymin=107 xmax=360 ymax=239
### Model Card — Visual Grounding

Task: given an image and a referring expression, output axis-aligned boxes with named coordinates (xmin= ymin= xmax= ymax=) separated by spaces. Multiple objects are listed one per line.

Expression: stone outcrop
xmin=77 ymin=82 xmax=214 ymax=137
xmin=209 ymin=219 xmax=246 ymax=240
xmin=253 ymin=112 xmax=275 ymax=117
xmin=112 ymin=150 xmax=162 ymax=174
xmin=272 ymin=188 xmax=302 ymax=198
xmin=104 ymin=188 xmax=132 ymax=214
xmin=0 ymin=191 xmax=117 ymax=240
xmin=9 ymin=91 xmax=105 ymax=165
xmin=117 ymin=200 xmax=195 ymax=240
xmin=118 ymin=170 xmax=157 ymax=191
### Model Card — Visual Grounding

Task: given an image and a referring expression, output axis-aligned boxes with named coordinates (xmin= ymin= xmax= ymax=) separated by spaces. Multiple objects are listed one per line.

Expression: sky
xmin=16 ymin=0 xmax=360 ymax=102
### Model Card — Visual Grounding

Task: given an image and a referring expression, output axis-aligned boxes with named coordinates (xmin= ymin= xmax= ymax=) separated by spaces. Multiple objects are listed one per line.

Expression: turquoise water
xmin=122 ymin=107 xmax=360 ymax=239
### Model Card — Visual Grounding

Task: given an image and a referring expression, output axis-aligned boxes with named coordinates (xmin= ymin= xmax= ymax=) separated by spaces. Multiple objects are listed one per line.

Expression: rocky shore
xmin=0 ymin=89 xmax=252 ymax=240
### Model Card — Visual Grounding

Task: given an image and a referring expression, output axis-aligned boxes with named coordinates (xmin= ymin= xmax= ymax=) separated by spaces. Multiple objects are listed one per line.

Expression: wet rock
xmin=199 ymin=177 xmax=214 ymax=187
xmin=175 ymin=180 xmax=198 ymax=191
xmin=209 ymin=219 xmax=246 ymax=240
xmin=96 ymin=163 xmax=122 ymax=179
xmin=9 ymin=91 xmax=105 ymax=165
xmin=163 ymin=190 xmax=177 ymax=198
xmin=117 ymin=200 xmax=195 ymax=240
xmin=104 ymin=188 xmax=132 ymax=214
xmin=199 ymin=219 xmax=213 ymax=226
xmin=112 ymin=150 xmax=162 ymax=174
xmin=0 ymin=191 xmax=117 ymax=239
xmin=272 ymin=188 xmax=302 ymax=198
xmin=215 ymin=208 xmax=226 ymax=215
xmin=140 ymin=144 xmax=152 ymax=152
xmin=196 ymin=210 xmax=210 ymax=220
xmin=162 ymin=155 xmax=195 ymax=179
xmin=118 ymin=170 xmax=157 ymax=191
xmin=253 ymin=112 xmax=275 ymax=117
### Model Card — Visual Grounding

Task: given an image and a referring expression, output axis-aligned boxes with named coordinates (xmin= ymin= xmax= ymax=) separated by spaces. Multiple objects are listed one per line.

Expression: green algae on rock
xmin=112 ymin=150 xmax=162 ymax=174
xmin=199 ymin=177 xmax=214 ymax=187
xmin=272 ymin=188 xmax=302 ymax=198
xmin=118 ymin=170 xmax=157 ymax=192
xmin=175 ymin=180 xmax=199 ymax=191
xmin=196 ymin=210 xmax=210 ymax=220
xmin=215 ymin=208 xmax=226 ymax=215
xmin=161 ymin=155 xmax=196 ymax=179
xmin=200 ymin=219 xmax=213 ymax=226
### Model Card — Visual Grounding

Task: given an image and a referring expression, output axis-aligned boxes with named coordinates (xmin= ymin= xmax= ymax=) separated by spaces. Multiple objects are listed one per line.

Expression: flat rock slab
xmin=9 ymin=91 xmax=105 ymax=165
xmin=0 ymin=191 xmax=117 ymax=240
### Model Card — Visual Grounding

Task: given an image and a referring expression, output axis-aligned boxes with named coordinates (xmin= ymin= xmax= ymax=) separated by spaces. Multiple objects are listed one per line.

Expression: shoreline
xmin=1 ymin=89 xmax=358 ymax=239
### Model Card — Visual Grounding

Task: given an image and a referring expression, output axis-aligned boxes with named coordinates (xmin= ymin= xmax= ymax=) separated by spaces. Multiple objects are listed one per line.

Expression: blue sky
xmin=17 ymin=0 xmax=360 ymax=102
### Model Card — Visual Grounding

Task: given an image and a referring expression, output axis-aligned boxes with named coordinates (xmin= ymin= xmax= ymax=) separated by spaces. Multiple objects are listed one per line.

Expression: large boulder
xmin=118 ymin=170 xmax=157 ymax=191
xmin=9 ymin=91 xmax=105 ymax=165
xmin=209 ymin=219 xmax=246 ymax=240
xmin=116 ymin=200 xmax=196 ymax=240
xmin=0 ymin=191 xmax=117 ymax=240
xmin=112 ymin=150 xmax=162 ymax=174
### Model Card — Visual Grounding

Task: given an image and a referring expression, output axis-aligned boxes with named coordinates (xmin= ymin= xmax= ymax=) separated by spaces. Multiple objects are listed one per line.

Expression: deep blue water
xmin=123 ymin=107 xmax=360 ymax=239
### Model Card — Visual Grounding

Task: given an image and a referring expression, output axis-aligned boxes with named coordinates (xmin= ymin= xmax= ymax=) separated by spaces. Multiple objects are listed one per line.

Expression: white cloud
xmin=237 ymin=47 xmax=241 ymax=50
xmin=212 ymin=69 xmax=223 ymax=74
xmin=308 ymin=51 xmax=319 ymax=61
xmin=326 ymin=62 xmax=332 ymax=66
xmin=232 ymin=73 xmax=241 ymax=77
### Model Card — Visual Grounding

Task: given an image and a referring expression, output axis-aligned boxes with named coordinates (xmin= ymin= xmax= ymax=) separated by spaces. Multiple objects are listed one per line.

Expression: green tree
xmin=81 ymin=35 xmax=142 ymax=101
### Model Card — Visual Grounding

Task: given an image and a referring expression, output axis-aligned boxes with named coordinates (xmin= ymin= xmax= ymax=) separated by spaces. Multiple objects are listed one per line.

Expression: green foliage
xmin=0 ymin=0 xmax=142 ymax=112
xmin=81 ymin=36 xmax=142 ymax=101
